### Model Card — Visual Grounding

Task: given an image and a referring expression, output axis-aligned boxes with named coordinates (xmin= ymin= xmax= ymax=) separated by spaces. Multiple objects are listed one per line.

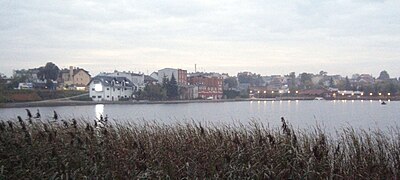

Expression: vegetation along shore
xmin=0 ymin=112 xmax=399 ymax=179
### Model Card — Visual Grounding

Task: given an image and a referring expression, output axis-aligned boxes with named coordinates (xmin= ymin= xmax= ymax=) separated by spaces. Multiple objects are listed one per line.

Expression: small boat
xmin=314 ymin=97 xmax=324 ymax=100
xmin=381 ymin=101 xmax=387 ymax=105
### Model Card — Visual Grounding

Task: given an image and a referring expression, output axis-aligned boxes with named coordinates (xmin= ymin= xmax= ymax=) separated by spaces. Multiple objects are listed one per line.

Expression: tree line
xmin=136 ymin=74 xmax=179 ymax=100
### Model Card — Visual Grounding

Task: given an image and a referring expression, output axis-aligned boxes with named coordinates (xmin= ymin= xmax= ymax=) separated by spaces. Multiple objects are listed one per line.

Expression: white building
xmin=18 ymin=82 xmax=33 ymax=90
xmin=89 ymin=75 xmax=135 ymax=101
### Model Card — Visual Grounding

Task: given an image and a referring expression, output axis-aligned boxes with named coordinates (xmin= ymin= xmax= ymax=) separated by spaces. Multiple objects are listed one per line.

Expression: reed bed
xmin=0 ymin=114 xmax=399 ymax=179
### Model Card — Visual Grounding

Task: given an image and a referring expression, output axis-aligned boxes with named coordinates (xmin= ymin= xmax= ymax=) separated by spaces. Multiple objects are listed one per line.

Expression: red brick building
xmin=177 ymin=69 xmax=188 ymax=86
xmin=188 ymin=73 xmax=223 ymax=99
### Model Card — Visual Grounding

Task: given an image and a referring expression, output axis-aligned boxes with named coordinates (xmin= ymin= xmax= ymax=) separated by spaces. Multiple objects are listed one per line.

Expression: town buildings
xmin=88 ymin=75 xmax=135 ymax=101
xmin=13 ymin=68 xmax=43 ymax=83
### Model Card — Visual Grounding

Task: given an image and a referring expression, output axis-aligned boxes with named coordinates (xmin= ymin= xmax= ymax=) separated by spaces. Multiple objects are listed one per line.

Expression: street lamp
xmin=388 ymin=93 xmax=391 ymax=96
xmin=370 ymin=93 xmax=373 ymax=96
xmin=379 ymin=92 xmax=382 ymax=96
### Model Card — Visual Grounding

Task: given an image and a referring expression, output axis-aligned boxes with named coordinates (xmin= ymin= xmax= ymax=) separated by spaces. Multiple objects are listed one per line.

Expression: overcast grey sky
xmin=0 ymin=0 xmax=399 ymax=77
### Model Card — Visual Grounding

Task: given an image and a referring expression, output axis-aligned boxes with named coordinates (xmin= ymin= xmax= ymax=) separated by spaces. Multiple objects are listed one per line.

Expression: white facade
xmin=89 ymin=76 xmax=134 ymax=102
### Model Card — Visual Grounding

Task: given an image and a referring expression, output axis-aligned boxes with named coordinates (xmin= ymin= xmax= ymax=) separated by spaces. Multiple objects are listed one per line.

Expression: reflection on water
xmin=95 ymin=104 xmax=104 ymax=120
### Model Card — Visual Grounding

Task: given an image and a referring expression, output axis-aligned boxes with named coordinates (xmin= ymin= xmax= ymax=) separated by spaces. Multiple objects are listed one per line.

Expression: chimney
xmin=69 ymin=66 xmax=73 ymax=82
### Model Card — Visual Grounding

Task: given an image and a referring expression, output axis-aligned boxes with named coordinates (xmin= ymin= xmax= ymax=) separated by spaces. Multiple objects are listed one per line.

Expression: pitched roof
xmin=144 ymin=75 xmax=157 ymax=82
xmin=89 ymin=75 xmax=134 ymax=87
xmin=59 ymin=68 xmax=90 ymax=76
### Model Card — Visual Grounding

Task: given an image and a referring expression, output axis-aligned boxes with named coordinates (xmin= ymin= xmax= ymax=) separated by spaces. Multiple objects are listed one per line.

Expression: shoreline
xmin=0 ymin=97 xmax=397 ymax=108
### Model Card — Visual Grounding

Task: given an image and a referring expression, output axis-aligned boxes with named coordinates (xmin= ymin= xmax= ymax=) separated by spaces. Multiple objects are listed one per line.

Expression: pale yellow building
xmin=58 ymin=66 xmax=91 ymax=90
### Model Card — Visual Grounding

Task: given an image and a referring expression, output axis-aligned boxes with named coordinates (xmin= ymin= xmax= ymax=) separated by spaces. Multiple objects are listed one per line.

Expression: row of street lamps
xmin=250 ymin=90 xmax=299 ymax=94
xmin=333 ymin=92 xmax=391 ymax=96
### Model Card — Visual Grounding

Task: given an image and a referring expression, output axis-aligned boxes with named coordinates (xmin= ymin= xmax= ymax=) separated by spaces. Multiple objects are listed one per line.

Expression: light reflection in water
xmin=95 ymin=104 xmax=104 ymax=120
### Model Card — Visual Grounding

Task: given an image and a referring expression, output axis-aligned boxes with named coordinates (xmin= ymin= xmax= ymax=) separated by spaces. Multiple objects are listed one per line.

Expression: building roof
xmin=60 ymin=68 xmax=90 ymax=76
xmin=89 ymin=75 xmax=134 ymax=87
xmin=144 ymin=75 xmax=157 ymax=82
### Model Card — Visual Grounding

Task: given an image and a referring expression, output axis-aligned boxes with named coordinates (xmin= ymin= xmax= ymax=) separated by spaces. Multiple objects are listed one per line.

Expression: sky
xmin=0 ymin=0 xmax=399 ymax=78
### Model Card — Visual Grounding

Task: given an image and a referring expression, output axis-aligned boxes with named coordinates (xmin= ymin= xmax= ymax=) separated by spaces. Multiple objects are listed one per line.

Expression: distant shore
xmin=0 ymin=96 xmax=397 ymax=108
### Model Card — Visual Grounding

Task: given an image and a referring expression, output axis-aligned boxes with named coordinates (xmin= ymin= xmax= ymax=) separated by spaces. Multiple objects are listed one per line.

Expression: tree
xmin=162 ymin=74 xmax=169 ymax=89
xmin=141 ymin=84 xmax=166 ymax=100
xmin=224 ymin=77 xmax=238 ymax=90
xmin=0 ymin=73 xmax=6 ymax=90
xmin=378 ymin=70 xmax=390 ymax=80
xmin=345 ymin=76 xmax=351 ymax=90
xmin=329 ymin=77 xmax=335 ymax=88
xmin=319 ymin=71 xmax=327 ymax=76
xmin=288 ymin=72 xmax=297 ymax=89
xmin=7 ymin=75 xmax=28 ymax=89
xmin=38 ymin=62 xmax=60 ymax=81
xmin=167 ymin=74 xmax=179 ymax=99
xmin=299 ymin=73 xmax=313 ymax=89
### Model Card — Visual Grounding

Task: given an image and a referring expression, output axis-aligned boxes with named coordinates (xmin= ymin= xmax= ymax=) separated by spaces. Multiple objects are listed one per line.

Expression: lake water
xmin=0 ymin=100 xmax=399 ymax=131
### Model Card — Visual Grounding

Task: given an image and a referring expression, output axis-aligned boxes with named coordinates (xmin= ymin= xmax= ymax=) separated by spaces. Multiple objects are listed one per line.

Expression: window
xmin=107 ymin=96 xmax=109 ymax=98
xmin=92 ymin=88 xmax=95 ymax=91
xmin=107 ymin=88 xmax=109 ymax=90
xmin=124 ymin=88 xmax=127 ymax=90
xmin=97 ymin=96 xmax=102 ymax=98
xmin=92 ymin=96 xmax=96 ymax=98
xmin=118 ymin=88 xmax=120 ymax=90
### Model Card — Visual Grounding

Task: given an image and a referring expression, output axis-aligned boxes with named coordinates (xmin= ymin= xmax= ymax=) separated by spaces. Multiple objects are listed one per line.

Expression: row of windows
xmin=92 ymin=87 xmax=131 ymax=91
xmin=92 ymin=95 xmax=128 ymax=99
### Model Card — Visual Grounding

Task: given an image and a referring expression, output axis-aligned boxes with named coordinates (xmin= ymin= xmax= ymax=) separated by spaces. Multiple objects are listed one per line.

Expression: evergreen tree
xmin=344 ymin=76 xmax=351 ymax=90
xmin=378 ymin=70 xmax=390 ymax=80
xmin=329 ymin=77 xmax=335 ymax=88
xmin=167 ymin=74 xmax=179 ymax=99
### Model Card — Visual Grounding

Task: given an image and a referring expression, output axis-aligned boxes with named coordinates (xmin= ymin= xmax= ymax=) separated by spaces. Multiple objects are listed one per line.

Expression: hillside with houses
xmin=1 ymin=62 xmax=399 ymax=103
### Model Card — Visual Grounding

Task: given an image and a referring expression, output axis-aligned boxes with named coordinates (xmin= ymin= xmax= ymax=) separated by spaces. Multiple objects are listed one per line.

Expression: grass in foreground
xmin=0 ymin=115 xmax=399 ymax=179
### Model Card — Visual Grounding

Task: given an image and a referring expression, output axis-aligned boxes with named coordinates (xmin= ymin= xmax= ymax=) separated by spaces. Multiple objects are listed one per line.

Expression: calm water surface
xmin=0 ymin=100 xmax=398 ymax=131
